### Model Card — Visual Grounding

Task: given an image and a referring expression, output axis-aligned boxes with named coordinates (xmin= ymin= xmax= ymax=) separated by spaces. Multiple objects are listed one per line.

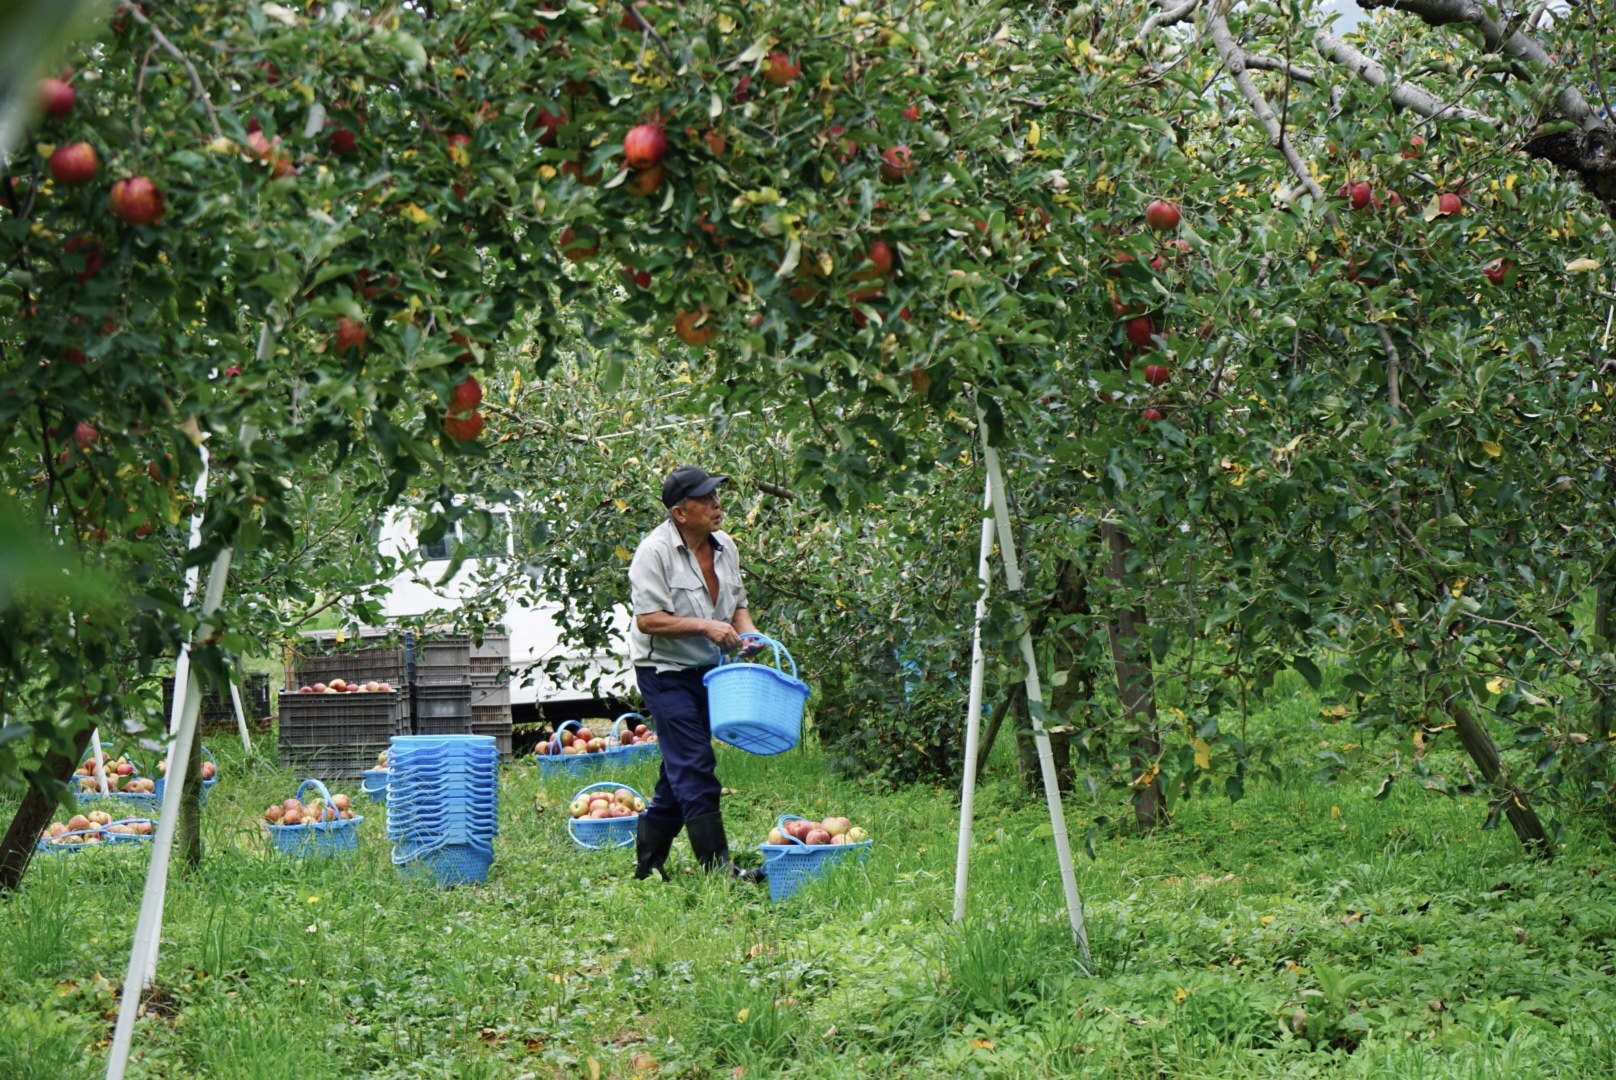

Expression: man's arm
xmin=636 ymin=610 xmax=741 ymax=651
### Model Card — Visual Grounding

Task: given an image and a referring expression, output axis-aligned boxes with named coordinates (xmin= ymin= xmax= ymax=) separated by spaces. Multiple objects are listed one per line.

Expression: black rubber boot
xmin=634 ymin=816 xmax=682 ymax=881
xmin=685 ymin=812 xmax=766 ymax=884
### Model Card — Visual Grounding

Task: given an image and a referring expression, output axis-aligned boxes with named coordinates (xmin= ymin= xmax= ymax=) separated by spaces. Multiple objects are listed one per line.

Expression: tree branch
xmin=1136 ymin=0 xmax=1202 ymax=46
xmin=618 ymin=0 xmax=674 ymax=64
xmin=1240 ymin=53 xmax=1318 ymax=86
xmin=1313 ymin=30 xmax=1495 ymax=123
xmin=1207 ymin=13 xmax=1338 ymax=228
xmin=120 ymin=2 xmax=224 ymax=140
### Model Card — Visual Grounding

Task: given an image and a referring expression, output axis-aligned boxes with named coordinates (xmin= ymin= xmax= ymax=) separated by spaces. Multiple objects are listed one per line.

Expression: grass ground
xmin=2 ymin=684 xmax=1615 ymax=1079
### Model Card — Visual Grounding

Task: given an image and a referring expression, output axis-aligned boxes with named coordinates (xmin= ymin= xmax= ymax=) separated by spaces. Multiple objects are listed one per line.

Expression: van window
xmin=419 ymin=532 xmax=452 ymax=561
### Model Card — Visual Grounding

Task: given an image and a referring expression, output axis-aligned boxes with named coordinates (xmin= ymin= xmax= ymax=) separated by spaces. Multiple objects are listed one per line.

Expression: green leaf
xmin=1292 ymin=656 xmax=1322 ymax=691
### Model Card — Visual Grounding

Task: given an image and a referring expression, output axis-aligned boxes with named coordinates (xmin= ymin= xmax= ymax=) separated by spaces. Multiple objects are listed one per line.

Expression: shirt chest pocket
xmin=667 ymin=564 xmax=713 ymax=616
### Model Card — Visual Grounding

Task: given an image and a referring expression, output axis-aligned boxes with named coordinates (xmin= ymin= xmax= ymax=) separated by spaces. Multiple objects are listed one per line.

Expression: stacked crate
xmin=413 ymin=629 xmax=473 ymax=736
xmin=279 ymin=630 xmax=411 ymax=780
xmin=469 ymin=631 xmax=512 ymax=760
xmin=161 ymin=673 xmax=272 ymax=731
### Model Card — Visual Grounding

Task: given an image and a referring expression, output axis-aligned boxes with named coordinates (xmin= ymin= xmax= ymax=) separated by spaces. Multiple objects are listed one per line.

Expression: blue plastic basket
xmin=76 ymin=790 xmax=161 ymax=816
xmin=535 ymin=720 xmax=612 ymax=776
xmin=35 ymin=827 xmax=111 ymax=854
xmin=106 ymin=818 xmax=155 ymax=843
xmin=153 ymin=745 xmax=219 ymax=805
xmin=362 ymin=768 xmax=389 ymax=804
xmin=566 ymin=782 xmax=645 ymax=850
xmin=263 ymin=779 xmax=363 ymax=858
xmin=758 ymin=814 xmax=872 ymax=902
xmin=608 ymin=713 xmax=661 ymax=765
xmin=393 ymin=838 xmax=494 ymax=886
xmin=706 ymin=635 xmax=809 ymax=755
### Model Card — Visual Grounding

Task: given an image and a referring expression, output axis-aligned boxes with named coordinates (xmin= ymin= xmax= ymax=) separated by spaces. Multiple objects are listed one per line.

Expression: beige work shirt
xmin=628 ymin=519 xmax=749 ymax=671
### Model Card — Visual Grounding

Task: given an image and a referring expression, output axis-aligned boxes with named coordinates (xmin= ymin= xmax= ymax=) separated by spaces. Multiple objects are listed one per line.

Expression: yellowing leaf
xmin=1027 ymin=120 xmax=1041 ymax=148
xmin=613 ymin=545 xmax=633 ymax=561
xmin=716 ymin=12 xmax=736 ymax=33
xmin=969 ymin=1038 xmax=995 ymax=1050
xmin=614 ymin=499 xmax=628 ymax=512
xmin=735 ymin=1008 xmax=751 ymax=1023
xmin=1261 ymin=915 xmax=1277 ymax=926
xmin=1450 ymin=578 xmax=1467 ymax=598
xmin=1480 ymin=440 xmax=1502 ymax=457
xmin=1330 ymin=805 xmax=1341 ymax=819
xmin=1566 ymin=257 xmax=1601 ymax=273
xmin=448 ymin=143 xmax=471 ymax=168
xmin=586 ymin=1058 xmax=601 ymax=1080
xmin=399 ymin=202 xmax=434 ymax=224
xmin=1486 ymin=677 xmax=1510 ymax=694
xmin=1174 ymin=987 xmax=1188 ymax=1003
xmin=1192 ymin=738 xmax=1211 ymax=770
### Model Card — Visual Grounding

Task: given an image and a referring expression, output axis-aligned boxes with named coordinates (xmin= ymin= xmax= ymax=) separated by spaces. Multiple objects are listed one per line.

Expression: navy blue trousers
xmin=635 ymin=665 xmax=721 ymax=828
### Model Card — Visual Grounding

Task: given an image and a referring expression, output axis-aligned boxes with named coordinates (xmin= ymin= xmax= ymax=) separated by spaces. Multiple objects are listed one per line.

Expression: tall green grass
xmin=0 ymin=695 xmax=1613 ymax=1078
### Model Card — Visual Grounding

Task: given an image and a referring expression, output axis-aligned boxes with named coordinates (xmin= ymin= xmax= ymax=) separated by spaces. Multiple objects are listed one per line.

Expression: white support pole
xmin=106 ymin=546 xmax=233 ymax=1080
xmin=952 ymin=477 xmax=997 ymax=923
xmin=980 ymin=439 xmax=1092 ymax=965
xmin=88 ymin=727 xmax=110 ymax=795
xmin=227 ymin=677 xmax=253 ymax=753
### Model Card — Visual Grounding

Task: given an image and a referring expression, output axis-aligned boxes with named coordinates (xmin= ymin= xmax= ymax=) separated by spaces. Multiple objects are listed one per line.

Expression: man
xmin=627 ymin=464 xmax=764 ymax=883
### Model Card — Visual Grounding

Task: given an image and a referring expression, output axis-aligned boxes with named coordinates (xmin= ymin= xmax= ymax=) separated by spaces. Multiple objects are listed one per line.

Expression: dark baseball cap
xmin=661 ymin=465 xmax=729 ymax=507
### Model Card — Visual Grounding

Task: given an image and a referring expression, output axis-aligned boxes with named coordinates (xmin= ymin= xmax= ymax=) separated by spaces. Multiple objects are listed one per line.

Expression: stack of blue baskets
xmin=386 ymin=734 xmax=498 ymax=887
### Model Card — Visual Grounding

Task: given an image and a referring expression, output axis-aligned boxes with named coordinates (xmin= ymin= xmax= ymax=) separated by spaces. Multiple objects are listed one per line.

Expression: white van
xmin=373 ymin=509 xmax=635 ymax=728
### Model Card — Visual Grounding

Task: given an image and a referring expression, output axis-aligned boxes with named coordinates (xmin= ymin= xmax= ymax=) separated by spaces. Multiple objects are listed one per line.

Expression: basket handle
xmin=610 ymin=713 xmax=647 ymax=744
xmin=296 ymin=778 xmax=335 ymax=822
xmin=720 ymin=633 xmax=797 ymax=680
xmin=570 ymin=781 xmax=646 ymax=802
xmin=772 ymin=813 xmax=815 ymax=847
xmin=547 ymin=718 xmax=586 ymax=753
xmin=46 ymin=827 xmax=108 ymax=844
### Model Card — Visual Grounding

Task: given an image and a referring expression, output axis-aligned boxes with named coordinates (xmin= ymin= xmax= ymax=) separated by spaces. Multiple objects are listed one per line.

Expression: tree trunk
xmin=974 ymin=690 xmax=1015 ymax=776
xmin=1009 ymin=683 xmax=1040 ymax=792
xmin=1102 ymin=521 xmax=1162 ymax=830
xmin=176 ymin=716 xmax=204 ymax=869
xmin=1594 ymin=573 xmax=1613 ymax=733
xmin=0 ymin=724 xmax=94 ymax=894
xmin=1448 ymin=700 xmax=1553 ymax=858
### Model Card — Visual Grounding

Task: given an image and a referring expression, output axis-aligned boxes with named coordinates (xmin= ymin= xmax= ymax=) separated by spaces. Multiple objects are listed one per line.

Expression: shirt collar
xmin=665 ymin=518 xmax=723 ymax=553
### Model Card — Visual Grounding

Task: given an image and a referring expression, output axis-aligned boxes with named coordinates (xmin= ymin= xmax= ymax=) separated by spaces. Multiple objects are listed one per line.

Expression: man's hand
xmin=740 ymin=636 xmax=765 ymax=657
xmin=700 ymin=619 xmax=741 ymax=652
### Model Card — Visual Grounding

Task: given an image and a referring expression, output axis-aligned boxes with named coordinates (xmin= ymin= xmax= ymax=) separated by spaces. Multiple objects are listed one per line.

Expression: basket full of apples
xmin=567 ymin=783 xmax=646 ymax=849
xmin=105 ymin=818 xmax=157 ymax=843
xmin=759 ymin=814 xmax=872 ymax=902
xmin=262 ymin=779 xmax=364 ymax=858
xmin=608 ymin=713 xmax=660 ymax=764
xmin=73 ymin=752 xmax=160 ymax=813
xmin=37 ymin=815 xmax=111 ymax=853
xmin=153 ymin=745 xmax=219 ymax=804
xmin=536 ymin=720 xmax=611 ymax=776
xmin=362 ymin=749 xmax=389 ymax=804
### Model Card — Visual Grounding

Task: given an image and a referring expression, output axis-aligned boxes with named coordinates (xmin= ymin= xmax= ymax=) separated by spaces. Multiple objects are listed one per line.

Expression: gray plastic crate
xmin=415 ymin=632 xmax=471 ymax=685
xmin=162 ymin=673 xmax=271 ymax=727
xmin=415 ymin=684 xmax=472 ymax=720
xmin=277 ymin=741 xmax=391 ymax=783
xmin=288 ymin=629 xmax=410 ymax=693
xmin=470 ymin=632 xmax=510 ymax=658
xmin=470 ymin=717 xmax=513 ymax=761
xmin=278 ymin=690 xmax=408 ymax=746
xmin=470 ymin=678 xmax=509 ymax=709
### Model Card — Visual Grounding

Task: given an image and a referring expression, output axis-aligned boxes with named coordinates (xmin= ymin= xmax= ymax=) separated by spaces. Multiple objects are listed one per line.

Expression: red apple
xmin=1483 ymin=259 xmax=1510 ymax=285
xmin=901 ymin=102 xmax=920 ymax=122
xmin=73 ymin=421 xmax=98 ymax=449
xmin=558 ymin=224 xmax=598 ymax=260
xmin=332 ymin=793 xmax=350 ymax=811
xmin=333 ymin=317 xmax=367 ymax=355
xmin=674 ymin=307 xmax=718 ymax=347
xmin=626 ymin=163 xmax=664 ymax=197
xmin=762 ymin=52 xmax=800 ymax=88
xmin=38 ymin=78 xmax=75 ymax=119
xmin=621 ymin=265 xmax=651 ymax=289
xmin=635 ymin=724 xmax=649 ymax=737
xmin=1144 ymin=364 xmax=1171 ymax=386
xmin=805 ymin=828 xmax=831 ymax=845
xmin=63 ymin=347 xmax=87 ymax=366
xmin=623 ymin=123 xmax=667 ymax=170
xmin=879 ymin=145 xmax=913 ymax=183
xmin=1141 ymin=407 xmax=1162 ymax=422
xmin=265 ymin=804 xmax=283 ymax=822
xmin=733 ymin=74 xmax=753 ymax=103
xmin=825 ymin=125 xmax=856 ymax=164
xmin=1144 ymin=199 xmax=1180 ymax=231
xmin=531 ymin=107 xmax=566 ymax=145
xmin=447 ymin=133 xmax=472 ymax=159
xmin=444 ymin=411 xmax=484 ymax=441
xmin=329 ymin=128 xmax=358 ymax=155
xmin=852 ymin=240 xmax=894 ymax=281
xmin=1124 ymin=316 xmax=1156 ymax=349
xmin=1437 ymin=192 xmax=1462 ymax=216
xmin=49 ymin=142 xmax=98 ymax=187
xmin=450 ymin=375 xmax=482 ymax=413
xmin=68 ymin=814 xmax=90 ymax=831
xmin=1402 ymin=134 xmax=1425 ymax=159
xmin=109 ymin=176 xmax=163 ymax=225
xmin=63 ymin=234 xmax=102 ymax=282
xmin=1339 ymin=181 xmax=1371 ymax=210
